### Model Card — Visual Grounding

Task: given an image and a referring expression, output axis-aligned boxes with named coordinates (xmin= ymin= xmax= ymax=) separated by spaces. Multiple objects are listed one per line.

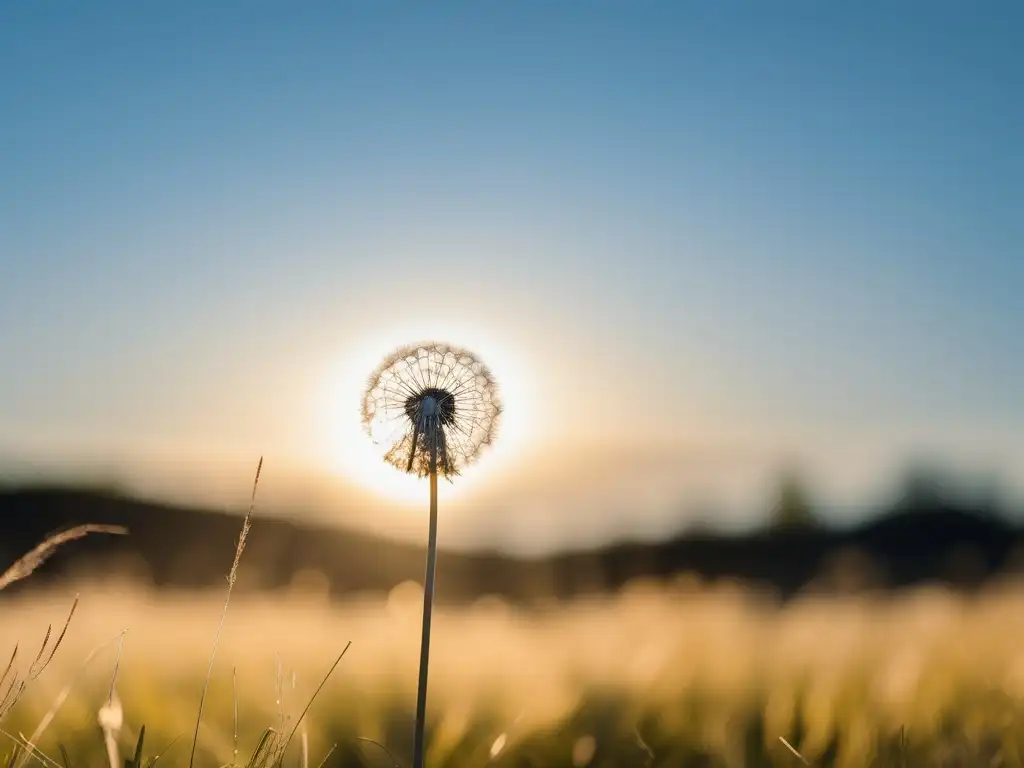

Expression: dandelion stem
xmin=412 ymin=443 xmax=439 ymax=768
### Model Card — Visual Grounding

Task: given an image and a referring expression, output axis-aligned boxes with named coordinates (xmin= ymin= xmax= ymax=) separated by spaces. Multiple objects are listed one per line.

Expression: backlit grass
xmin=3 ymin=576 xmax=1024 ymax=767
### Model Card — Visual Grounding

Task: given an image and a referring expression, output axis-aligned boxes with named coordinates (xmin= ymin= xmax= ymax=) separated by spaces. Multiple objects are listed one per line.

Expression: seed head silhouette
xmin=362 ymin=342 xmax=501 ymax=479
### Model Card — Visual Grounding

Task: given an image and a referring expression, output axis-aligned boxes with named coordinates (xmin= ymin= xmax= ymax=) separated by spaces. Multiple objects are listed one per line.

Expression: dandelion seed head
xmin=362 ymin=342 xmax=502 ymax=479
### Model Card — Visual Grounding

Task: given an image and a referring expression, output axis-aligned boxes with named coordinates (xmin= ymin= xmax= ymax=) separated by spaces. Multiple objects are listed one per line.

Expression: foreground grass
xmin=3 ymin=577 xmax=1024 ymax=767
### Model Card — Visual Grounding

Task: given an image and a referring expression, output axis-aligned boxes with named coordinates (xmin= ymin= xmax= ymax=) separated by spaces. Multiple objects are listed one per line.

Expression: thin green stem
xmin=412 ymin=444 xmax=438 ymax=768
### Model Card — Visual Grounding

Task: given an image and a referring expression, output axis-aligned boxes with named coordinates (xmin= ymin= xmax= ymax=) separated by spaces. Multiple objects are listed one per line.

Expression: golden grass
xmin=2 ymin=482 xmax=1023 ymax=765
xmin=0 ymin=522 xmax=126 ymax=734
xmin=2 ymin=576 xmax=1024 ymax=766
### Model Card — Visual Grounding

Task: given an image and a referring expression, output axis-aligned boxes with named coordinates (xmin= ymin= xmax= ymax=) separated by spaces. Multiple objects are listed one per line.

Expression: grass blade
xmin=189 ymin=457 xmax=262 ymax=768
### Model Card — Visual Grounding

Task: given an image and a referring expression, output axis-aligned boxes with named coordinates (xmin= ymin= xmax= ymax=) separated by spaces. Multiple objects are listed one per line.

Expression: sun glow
xmin=318 ymin=324 xmax=532 ymax=508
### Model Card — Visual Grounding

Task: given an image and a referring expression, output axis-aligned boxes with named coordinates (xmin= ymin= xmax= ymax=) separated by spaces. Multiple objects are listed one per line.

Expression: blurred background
xmin=1 ymin=2 xmax=1022 ymax=765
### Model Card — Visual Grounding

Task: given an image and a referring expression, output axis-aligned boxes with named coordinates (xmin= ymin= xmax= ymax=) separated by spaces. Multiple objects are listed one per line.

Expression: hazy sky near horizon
xmin=1 ymin=2 xmax=1022 ymax=553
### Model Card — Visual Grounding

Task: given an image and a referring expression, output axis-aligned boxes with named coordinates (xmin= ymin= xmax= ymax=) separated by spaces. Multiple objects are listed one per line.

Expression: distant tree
xmin=898 ymin=464 xmax=947 ymax=510
xmin=974 ymin=474 xmax=1008 ymax=519
xmin=896 ymin=464 xmax=1008 ymax=521
xmin=768 ymin=472 xmax=819 ymax=531
xmin=681 ymin=501 xmax=722 ymax=536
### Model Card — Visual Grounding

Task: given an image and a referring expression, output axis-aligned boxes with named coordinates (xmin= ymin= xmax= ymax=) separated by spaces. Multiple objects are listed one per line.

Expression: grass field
xmin=3 ymin=574 xmax=1024 ymax=767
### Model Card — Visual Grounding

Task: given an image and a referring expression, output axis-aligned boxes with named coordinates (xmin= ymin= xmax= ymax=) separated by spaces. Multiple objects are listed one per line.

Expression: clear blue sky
xmin=1 ymin=2 xmax=1021 ymax=551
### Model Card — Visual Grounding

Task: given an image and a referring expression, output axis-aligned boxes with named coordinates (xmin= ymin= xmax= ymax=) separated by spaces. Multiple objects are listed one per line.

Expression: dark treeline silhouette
xmin=0 ymin=469 xmax=1020 ymax=606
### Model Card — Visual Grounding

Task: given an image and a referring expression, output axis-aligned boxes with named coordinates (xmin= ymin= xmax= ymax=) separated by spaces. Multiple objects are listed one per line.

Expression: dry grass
xmin=3 ymin=484 xmax=1024 ymax=765
xmin=0 ymin=522 xmax=126 ymax=731
xmin=1 ymin=577 xmax=1024 ymax=766
xmin=189 ymin=457 xmax=262 ymax=768
xmin=0 ymin=525 xmax=127 ymax=593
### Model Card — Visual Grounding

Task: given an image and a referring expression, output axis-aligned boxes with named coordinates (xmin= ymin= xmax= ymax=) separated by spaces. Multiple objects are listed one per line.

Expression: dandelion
xmin=362 ymin=342 xmax=501 ymax=768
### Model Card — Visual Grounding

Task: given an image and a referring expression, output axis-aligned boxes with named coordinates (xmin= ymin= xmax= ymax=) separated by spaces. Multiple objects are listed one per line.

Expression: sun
xmin=317 ymin=324 xmax=531 ymax=508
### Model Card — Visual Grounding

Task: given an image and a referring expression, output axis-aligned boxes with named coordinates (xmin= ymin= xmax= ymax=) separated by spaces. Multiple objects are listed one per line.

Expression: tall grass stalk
xmin=272 ymin=642 xmax=350 ymax=767
xmin=188 ymin=456 xmax=263 ymax=768
xmin=1 ymin=599 xmax=78 ymax=725
xmin=231 ymin=666 xmax=239 ymax=767
xmin=0 ymin=526 xmax=127 ymax=593
xmin=16 ymin=632 xmax=128 ymax=768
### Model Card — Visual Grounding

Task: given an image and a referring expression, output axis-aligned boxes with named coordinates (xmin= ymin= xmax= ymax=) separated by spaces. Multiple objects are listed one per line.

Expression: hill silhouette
xmin=0 ymin=484 xmax=1020 ymax=605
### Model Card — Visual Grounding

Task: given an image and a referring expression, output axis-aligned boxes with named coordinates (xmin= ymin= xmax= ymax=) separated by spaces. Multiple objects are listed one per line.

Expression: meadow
xmin=4 ymin=571 xmax=1024 ymax=768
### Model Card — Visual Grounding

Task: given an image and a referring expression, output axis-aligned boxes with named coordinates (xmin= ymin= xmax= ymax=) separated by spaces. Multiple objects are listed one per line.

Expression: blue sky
xmin=1 ymin=2 xmax=1021 ymax=551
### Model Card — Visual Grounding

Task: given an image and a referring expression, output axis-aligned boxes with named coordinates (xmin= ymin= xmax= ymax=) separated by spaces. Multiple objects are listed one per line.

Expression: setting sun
xmin=317 ymin=323 xmax=533 ymax=508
